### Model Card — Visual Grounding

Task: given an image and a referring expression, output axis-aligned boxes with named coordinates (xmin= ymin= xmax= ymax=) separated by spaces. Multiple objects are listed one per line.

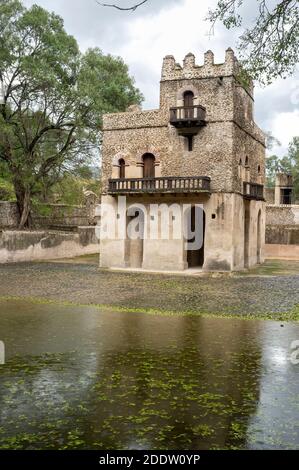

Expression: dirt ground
xmin=0 ymin=256 xmax=299 ymax=320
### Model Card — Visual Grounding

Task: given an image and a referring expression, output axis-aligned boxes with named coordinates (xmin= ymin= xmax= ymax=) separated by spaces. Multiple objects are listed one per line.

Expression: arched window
xmin=257 ymin=164 xmax=261 ymax=174
xmin=245 ymin=156 xmax=249 ymax=166
xmin=239 ymin=158 xmax=242 ymax=166
xmin=142 ymin=153 xmax=155 ymax=178
xmin=119 ymin=158 xmax=125 ymax=179
xmin=183 ymin=91 xmax=194 ymax=119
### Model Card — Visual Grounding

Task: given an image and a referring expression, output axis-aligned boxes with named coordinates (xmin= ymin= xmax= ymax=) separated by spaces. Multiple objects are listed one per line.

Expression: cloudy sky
xmin=23 ymin=0 xmax=299 ymax=157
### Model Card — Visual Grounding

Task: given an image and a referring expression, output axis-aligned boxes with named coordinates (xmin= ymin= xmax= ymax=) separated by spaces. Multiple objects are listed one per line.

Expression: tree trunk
xmin=18 ymin=189 xmax=31 ymax=229
xmin=13 ymin=179 xmax=32 ymax=229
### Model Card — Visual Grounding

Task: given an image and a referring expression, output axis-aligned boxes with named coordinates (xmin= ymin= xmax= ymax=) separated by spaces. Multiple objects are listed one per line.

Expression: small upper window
xmin=258 ymin=165 xmax=261 ymax=174
xmin=183 ymin=91 xmax=194 ymax=107
xmin=183 ymin=91 xmax=194 ymax=119
xmin=245 ymin=156 xmax=249 ymax=166
xmin=119 ymin=158 xmax=125 ymax=179
xmin=142 ymin=153 xmax=155 ymax=178
xmin=239 ymin=158 xmax=242 ymax=165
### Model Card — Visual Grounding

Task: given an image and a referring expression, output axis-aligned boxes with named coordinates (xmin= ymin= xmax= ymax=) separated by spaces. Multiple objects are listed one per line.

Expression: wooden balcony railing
xmin=243 ymin=182 xmax=264 ymax=201
xmin=169 ymin=105 xmax=206 ymax=128
xmin=108 ymin=176 xmax=211 ymax=194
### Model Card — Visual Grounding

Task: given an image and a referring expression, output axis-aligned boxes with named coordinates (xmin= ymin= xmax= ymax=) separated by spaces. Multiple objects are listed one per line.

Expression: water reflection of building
xmin=0 ymin=305 xmax=264 ymax=449
xmin=83 ymin=312 xmax=263 ymax=449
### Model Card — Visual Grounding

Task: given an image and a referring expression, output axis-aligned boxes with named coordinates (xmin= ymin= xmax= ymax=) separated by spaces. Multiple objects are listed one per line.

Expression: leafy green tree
xmin=207 ymin=0 xmax=299 ymax=84
xmin=266 ymin=137 xmax=299 ymax=201
xmin=0 ymin=0 xmax=142 ymax=228
xmin=266 ymin=154 xmax=292 ymax=187
xmin=287 ymin=136 xmax=299 ymax=198
xmin=101 ymin=0 xmax=299 ymax=84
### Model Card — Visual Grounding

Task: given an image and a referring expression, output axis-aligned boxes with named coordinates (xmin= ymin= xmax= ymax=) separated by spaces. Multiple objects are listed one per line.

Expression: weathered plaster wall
xmin=0 ymin=227 xmax=100 ymax=264
xmin=265 ymin=244 xmax=299 ymax=259
xmin=99 ymin=194 xmax=265 ymax=272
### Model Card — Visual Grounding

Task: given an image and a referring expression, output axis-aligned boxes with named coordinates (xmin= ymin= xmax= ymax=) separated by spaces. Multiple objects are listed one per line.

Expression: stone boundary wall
xmin=0 ymin=227 xmax=100 ymax=264
xmin=32 ymin=204 xmax=91 ymax=229
xmin=265 ymin=205 xmax=299 ymax=250
xmin=265 ymin=244 xmax=299 ymax=260
xmin=266 ymin=205 xmax=299 ymax=226
xmin=0 ymin=202 xmax=19 ymax=228
xmin=266 ymin=225 xmax=299 ymax=245
xmin=0 ymin=201 xmax=97 ymax=229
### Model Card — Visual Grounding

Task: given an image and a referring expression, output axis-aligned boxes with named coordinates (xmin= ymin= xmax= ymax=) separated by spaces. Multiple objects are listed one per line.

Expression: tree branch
xmin=28 ymin=122 xmax=75 ymax=154
xmin=96 ymin=0 xmax=148 ymax=11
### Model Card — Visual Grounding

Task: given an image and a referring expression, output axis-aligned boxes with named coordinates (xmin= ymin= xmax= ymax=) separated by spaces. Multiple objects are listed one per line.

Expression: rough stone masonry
xmin=99 ymin=49 xmax=266 ymax=272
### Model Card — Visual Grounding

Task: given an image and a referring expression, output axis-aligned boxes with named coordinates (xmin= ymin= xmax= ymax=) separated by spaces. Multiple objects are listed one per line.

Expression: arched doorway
xmin=257 ymin=209 xmax=261 ymax=264
xmin=186 ymin=206 xmax=205 ymax=268
xmin=244 ymin=201 xmax=250 ymax=268
xmin=126 ymin=206 xmax=145 ymax=268
xmin=183 ymin=91 xmax=194 ymax=119
xmin=119 ymin=158 xmax=125 ymax=179
xmin=142 ymin=153 xmax=155 ymax=178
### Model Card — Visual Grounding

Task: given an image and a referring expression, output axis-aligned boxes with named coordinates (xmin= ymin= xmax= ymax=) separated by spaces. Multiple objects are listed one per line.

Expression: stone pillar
xmin=183 ymin=52 xmax=195 ymax=69
xmin=161 ymin=55 xmax=176 ymax=80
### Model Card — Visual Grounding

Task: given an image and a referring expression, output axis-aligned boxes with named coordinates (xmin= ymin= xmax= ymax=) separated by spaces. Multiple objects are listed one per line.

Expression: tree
xmin=287 ymin=136 xmax=299 ymax=198
xmin=97 ymin=0 xmax=148 ymax=11
xmin=100 ymin=0 xmax=299 ymax=85
xmin=266 ymin=154 xmax=292 ymax=187
xmin=0 ymin=0 xmax=142 ymax=228
xmin=265 ymin=137 xmax=299 ymax=200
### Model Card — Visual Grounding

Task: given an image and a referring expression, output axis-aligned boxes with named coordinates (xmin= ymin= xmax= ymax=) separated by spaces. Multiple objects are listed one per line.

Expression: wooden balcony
xmin=243 ymin=182 xmax=264 ymax=201
xmin=108 ymin=176 xmax=211 ymax=194
xmin=169 ymin=105 xmax=206 ymax=130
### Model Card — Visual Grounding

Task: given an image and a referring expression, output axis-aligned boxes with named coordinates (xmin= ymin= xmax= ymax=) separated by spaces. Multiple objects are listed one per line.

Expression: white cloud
xmin=270 ymin=111 xmax=299 ymax=157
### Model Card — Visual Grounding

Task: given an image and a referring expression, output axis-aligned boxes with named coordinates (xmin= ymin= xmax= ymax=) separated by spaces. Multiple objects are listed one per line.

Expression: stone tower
xmin=99 ymin=49 xmax=266 ymax=271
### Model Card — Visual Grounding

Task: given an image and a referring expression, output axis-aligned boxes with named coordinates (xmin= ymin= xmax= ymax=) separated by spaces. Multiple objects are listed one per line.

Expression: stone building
xmin=99 ymin=49 xmax=266 ymax=271
xmin=265 ymin=173 xmax=294 ymax=205
xmin=274 ymin=173 xmax=293 ymax=205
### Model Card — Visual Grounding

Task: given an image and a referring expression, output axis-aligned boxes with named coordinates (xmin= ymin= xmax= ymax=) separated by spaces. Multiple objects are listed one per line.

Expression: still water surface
xmin=0 ymin=299 xmax=298 ymax=449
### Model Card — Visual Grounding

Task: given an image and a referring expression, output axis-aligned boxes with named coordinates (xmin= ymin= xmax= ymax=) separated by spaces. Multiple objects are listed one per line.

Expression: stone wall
xmin=265 ymin=205 xmax=299 ymax=251
xmin=266 ymin=225 xmax=299 ymax=244
xmin=0 ymin=227 xmax=100 ymax=264
xmin=265 ymin=188 xmax=275 ymax=204
xmin=265 ymin=244 xmax=299 ymax=259
xmin=0 ymin=202 xmax=19 ymax=228
xmin=32 ymin=204 xmax=91 ymax=229
xmin=266 ymin=205 xmax=299 ymax=226
xmin=0 ymin=200 xmax=97 ymax=230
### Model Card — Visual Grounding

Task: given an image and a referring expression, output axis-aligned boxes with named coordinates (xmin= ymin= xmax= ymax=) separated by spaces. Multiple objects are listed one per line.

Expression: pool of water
xmin=0 ymin=299 xmax=298 ymax=449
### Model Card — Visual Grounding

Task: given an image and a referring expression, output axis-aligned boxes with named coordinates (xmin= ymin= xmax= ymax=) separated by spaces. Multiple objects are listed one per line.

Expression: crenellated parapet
xmin=161 ymin=49 xmax=253 ymax=94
